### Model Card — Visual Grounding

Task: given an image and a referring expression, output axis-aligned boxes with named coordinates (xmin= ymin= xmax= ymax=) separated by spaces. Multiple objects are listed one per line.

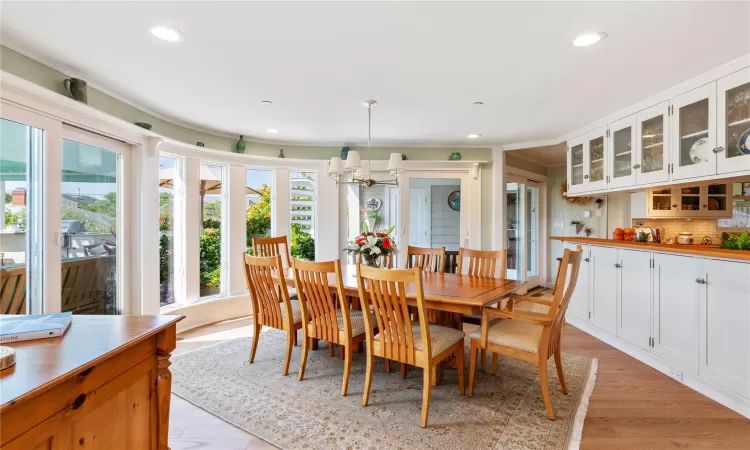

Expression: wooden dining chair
xmin=467 ymin=248 xmax=583 ymax=420
xmin=356 ymin=264 xmax=466 ymax=428
xmin=355 ymin=253 xmax=394 ymax=269
xmin=252 ymin=236 xmax=292 ymax=268
xmin=243 ymin=254 xmax=303 ymax=375
xmin=406 ymin=246 xmax=445 ymax=273
xmin=293 ymin=258 xmax=373 ymax=395
xmin=0 ymin=266 xmax=26 ymax=315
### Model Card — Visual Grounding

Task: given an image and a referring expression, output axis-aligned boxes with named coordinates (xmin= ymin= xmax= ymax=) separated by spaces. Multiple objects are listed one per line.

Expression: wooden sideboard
xmin=0 ymin=315 xmax=184 ymax=449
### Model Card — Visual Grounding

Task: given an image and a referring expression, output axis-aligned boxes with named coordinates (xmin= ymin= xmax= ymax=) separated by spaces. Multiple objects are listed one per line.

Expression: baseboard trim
xmin=566 ymin=315 xmax=750 ymax=419
xmin=162 ymin=294 xmax=252 ymax=334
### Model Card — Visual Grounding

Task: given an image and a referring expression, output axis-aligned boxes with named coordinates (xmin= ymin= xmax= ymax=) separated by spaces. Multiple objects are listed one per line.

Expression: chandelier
xmin=328 ymin=100 xmax=404 ymax=187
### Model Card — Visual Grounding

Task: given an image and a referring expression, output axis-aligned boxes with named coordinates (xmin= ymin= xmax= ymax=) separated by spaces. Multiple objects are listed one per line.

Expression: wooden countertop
xmin=550 ymin=237 xmax=750 ymax=261
xmin=0 ymin=314 xmax=183 ymax=408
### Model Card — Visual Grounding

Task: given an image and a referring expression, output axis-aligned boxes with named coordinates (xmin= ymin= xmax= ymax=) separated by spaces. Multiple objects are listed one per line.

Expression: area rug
xmin=171 ymin=328 xmax=597 ymax=450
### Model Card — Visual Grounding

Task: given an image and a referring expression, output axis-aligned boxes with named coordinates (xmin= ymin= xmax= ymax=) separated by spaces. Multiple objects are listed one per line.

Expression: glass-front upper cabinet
xmin=636 ymin=101 xmax=670 ymax=185
xmin=608 ymin=114 xmax=636 ymax=188
xmin=671 ymin=83 xmax=717 ymax=181
xmin=567 ymin=137 xmax=585 ymax=194
xmin=568 ymin=126 xmax=608 ymax=194
xmin=648 ymin=188 xmax=677 ymax=218
xmin=717 ymin=67 xmax=750 ymax=174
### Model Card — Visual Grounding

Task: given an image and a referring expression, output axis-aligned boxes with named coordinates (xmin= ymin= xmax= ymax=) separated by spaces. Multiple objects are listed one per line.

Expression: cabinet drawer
xmin=0 ymin=338 xmax=156 ymax=446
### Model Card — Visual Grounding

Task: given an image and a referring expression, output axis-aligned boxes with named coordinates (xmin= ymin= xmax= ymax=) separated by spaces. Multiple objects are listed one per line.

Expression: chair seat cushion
xmin=375 ymin=322 xmax=465 ymax=357
xmin=280 ymin=300 xmax=304 ymax=324
xmin=335 ymin=309 xmax=375 ymax=337
xmin=468 ymin=319 xmax=544 ymax=354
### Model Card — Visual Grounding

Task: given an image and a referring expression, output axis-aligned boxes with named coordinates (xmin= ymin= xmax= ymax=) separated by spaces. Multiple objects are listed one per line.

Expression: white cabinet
xmin=700 ymin=259 xmax=750 ymax=399
xmin=717 ymin=67 xmax=750 ymax=174
xmin=589 ymin=246 xmax=617 ymax=335
xmin=653 ymin=253 xmax=703 ymax=374
xmin=633 ymin=183 xmax=733 ymax=219
xmin=671 ymin=83 xmax=717 ymax=181
xmin=565 ymin=243 xmax=590 ymax=321
xmin=608 ymin=114 xmax=637 ymax=188
xmin=617 ymin=249 xmax=652 ymax=351
xmin=568 ymin=126 xmax=608 ymax=194
xmin=636 ymin=101 xmax=671 ymax=184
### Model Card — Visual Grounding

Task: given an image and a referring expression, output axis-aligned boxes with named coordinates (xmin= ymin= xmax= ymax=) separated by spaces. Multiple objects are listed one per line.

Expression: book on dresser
xmin=0 ymin=312 xmax=73 ymax=343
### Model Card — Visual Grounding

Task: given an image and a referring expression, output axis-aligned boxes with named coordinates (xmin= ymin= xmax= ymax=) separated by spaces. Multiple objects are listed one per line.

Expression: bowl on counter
xmin=676 ymin=232 xmax=694 ymax=245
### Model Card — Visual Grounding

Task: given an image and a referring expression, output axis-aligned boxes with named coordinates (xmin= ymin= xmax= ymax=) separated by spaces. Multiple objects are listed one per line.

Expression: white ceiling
xmin=2 ymin=1 xmax=749 ymax=147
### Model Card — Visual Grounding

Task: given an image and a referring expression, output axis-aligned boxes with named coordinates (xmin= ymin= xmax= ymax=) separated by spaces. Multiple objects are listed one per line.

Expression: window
xmin=290 ymin=171 xmax=315 ymax=261
xmin=61 ymin=138 xmax=120 ymax=314
xmin=718 ymin=182 xmax=750 ymax=229
xmin=159 ymin=155 xmax=177 ymax=306
xmin=199 ymin=164 xmax=224 ymax=297
xmin=245 ymin=169 xmax=272 ymax=252
xmin=0 ymin=118 xmax=43 ymax=314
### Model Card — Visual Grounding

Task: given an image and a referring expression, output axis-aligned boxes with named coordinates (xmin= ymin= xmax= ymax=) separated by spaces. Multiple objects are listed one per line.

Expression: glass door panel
xmin=588 ymin=135 xmax=605 ymax=184
xmin=200 ymin=164 xmax=224 ymax=297
xmin=650 ymin=188 xmax=676 ymax=218
xmin=0 ymin=118 xmax=44 ymax=314
xmin=706 ymin=184 xmax=730 ymax=216
xmin=506 ymin=181 xmax=523 ymax=281
xmin=609 ymin=114 xmax=636 ymax=188
xmin=636 ymin=101 xmax=671 ymax=185
xmin=61 ymin=138 xmax=121 ymax=314
xmin=672 ymin=83 xmax=716 ymax=180
xmin=569 ymin=142 xmax=584 ymax=189
xmin=679 ymin=186 xmax=702 ymax=217
xmin=717 ymin=68 xmax=750 ymax=174
xmin=525 ymin=184 xmax=540 ymax=284
xmin=159 ymin=155 xmax=176 ymax=306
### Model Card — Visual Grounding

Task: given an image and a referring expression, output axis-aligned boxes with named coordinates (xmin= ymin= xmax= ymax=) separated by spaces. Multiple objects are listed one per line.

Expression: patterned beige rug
xmin=171 ymin=328 xmax=597 ymax=450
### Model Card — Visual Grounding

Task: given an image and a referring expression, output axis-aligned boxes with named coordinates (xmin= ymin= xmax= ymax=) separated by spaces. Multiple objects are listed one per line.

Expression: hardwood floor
xmin=171 ymin=316 xmax=750 ymax=449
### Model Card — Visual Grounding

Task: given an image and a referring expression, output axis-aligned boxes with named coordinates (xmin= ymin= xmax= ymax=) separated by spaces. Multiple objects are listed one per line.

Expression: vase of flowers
xmin=344 ymin=224 xmax=398 ymax=268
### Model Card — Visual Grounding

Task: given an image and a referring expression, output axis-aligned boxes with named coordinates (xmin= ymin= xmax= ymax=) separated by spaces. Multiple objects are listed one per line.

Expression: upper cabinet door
xmin=608 ymin=114 xmax=637 ymax=189
xmin=636 ymin=101 xmax=671 ymax=185
xmin=716 ymin=67 xmax=750 ymax=174
xmin=584 ymin=126 xmax=608 ymax=191
xmin=671 ymin=83 xmax=717 ymax=180
xmin=567 ymin=134 xmax=586 ymax=195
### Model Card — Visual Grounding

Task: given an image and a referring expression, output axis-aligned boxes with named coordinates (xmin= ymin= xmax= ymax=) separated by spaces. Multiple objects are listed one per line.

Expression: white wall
xmin=430 ymin=184 xmax=461 ymax=251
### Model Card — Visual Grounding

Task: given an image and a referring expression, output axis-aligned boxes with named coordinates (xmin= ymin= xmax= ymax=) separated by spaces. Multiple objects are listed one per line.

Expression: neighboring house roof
xmin=62 ymin=193 xmax=98 ymax=206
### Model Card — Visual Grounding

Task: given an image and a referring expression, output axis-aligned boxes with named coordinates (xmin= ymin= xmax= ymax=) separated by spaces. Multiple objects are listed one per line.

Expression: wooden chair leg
xmin=294 ymin=329 xmax=299 ymax=346
xmin=491 ymin=353 xmax=499 ymax=375
xmin=328 ymin=342 xmax=334 ymax=357
xmin=282 ymin=331 xmax=293 ymax=376
xmin=249 ymin=322 xmax=261 ymax=363
xmin=312 ymin=338 xmax=319 ymax=350
xmin=339 ymin=344 xmax=345 ymax=360
xmin=554 ymin=347 xmax=568 ymax=394
xmin=468 ymin=339 xmax=477 ymax=397
xmin=400 ymin=363 xmax=407 ymax=379
xmin=362 ymin=343 xmax=375 ymax=406
xmin=421 ymin=366 xmax=433 ymax=428
xmin=342 ymin=343 xmax=353 ymax=396
xmin=480 ymin=349 xmax=486 ymax=370
xmin=539 ymin=357 xmax=555 ymax=420
xmin=298 ymin=334 xmax=310 ymax=381
xmin=456 ymin=343 xmax=465 ymax=396
xmin=385 ymin=359 xmax=391 ymax=373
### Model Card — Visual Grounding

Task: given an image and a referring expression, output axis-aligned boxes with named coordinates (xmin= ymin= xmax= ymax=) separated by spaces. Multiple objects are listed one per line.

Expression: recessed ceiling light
xmin=261 ymin=100 xmax=272 ymax=105
xmin=266 ymin=128 xmax=279 ymax=133
xmin=467 ymin=134 xmax=481 ymax=139
xmin=573 ymin=32 xmax=607 ymax=47
xmin=151 ymin=26 xmax=184 ymax=43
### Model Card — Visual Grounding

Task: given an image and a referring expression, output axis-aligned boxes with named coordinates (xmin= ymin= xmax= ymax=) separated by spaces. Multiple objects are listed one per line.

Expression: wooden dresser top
xmin=0 ymin=315 xmax=183 ymax=407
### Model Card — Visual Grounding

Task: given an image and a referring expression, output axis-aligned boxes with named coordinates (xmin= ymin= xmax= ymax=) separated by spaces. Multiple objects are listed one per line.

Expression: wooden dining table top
xmin=276 ymin=264 xmax=524 ymax=315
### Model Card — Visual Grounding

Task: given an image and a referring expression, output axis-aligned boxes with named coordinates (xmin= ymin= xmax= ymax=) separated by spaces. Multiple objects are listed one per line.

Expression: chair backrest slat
xmin=244 ymin=254 xmax=292 ymax=330
xmin=293 ymin=259 xmax=348 ymax=343
xmin=356 ymin=265 xmax=427 ymax=365
xmin=457 ymin=248 xmax=506 ymax=278
xmin=0 ymin=266 xmax=26 ymax=315
xmin=406 ymin=246 xmax=445 ymax=273
xmin=252 ymin=236 xmax=292 ymax=268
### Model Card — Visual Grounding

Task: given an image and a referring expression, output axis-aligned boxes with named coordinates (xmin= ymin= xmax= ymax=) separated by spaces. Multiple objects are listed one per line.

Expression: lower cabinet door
xmin=590 ymin=246 xmax=618 ymax=335
xmin=565 ymin=243 xmax=589 ymax=321
xmin=617 ymin=249 xmax=652 ymax=351
xmin=654 ymin=253 xmax=701 ymax=375
xmin=700 ymin=259 xmax=750 ymax=399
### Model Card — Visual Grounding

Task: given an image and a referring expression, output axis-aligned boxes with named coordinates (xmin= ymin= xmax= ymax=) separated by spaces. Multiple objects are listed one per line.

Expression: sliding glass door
xmin=506 ymin=175 xmax=543 ymax=287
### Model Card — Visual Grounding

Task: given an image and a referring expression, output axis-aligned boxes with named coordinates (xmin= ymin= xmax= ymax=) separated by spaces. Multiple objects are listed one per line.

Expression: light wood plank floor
xmin=171 ymin=316 xmax=750 ymax=449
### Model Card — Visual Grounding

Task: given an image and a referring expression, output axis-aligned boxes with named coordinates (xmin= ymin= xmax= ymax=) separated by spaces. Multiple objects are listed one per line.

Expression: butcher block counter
xmin=551 ymin=236 xmax=750 ymax=261
xmin=0 ymin=315 xmax=183 ymax=450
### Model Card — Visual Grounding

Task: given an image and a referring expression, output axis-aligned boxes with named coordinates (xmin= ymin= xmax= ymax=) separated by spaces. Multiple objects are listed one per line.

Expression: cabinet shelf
xmin=681 ymin=130 xmax=709 ymax=139
xmin=614 ymin=151 xmax=632 ymax=157
xmin=642 ymin=142 xmax=664 ymax=149
xmin=572 ymin=163 xmax=583 ymax=168
xmin=727 ymin=117 xmax=750 ymax=128
xmin=590 ymin=158 xmax=604 ymax=163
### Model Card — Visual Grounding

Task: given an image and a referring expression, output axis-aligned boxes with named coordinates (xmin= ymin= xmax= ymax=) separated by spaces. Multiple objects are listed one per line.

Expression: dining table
xmin=275 ymin=264 xmax=525 ymax=382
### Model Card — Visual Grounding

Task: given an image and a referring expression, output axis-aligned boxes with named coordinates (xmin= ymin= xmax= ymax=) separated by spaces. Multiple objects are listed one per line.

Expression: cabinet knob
xmin=584 ymin=175 xmax=589 ymax=179
xmin=615 ymin=263 xmax=622 ymax=268
xmin=584 ymin=258 xmax=590 ymax=262
xmin=633 ymin=164 xmax=641 ymax=169
xmin=672 ymin=204 xmax=677 ymax=208
xmin=695 ymin=278 xmax=706 ymax=284
xmin=712 ymin=147 xmax=725 ymax=153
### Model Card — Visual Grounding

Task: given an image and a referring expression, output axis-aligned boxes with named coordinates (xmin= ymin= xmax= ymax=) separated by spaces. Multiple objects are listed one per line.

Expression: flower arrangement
xmin=344 ymin=223 xmax=398 ymax=267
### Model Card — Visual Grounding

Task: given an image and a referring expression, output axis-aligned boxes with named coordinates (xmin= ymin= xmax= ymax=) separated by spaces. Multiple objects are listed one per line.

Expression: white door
xmin=654 ymin=253 xmax=701 ymax=374
xmin=408 ymin=186 xmax=428 ymax=247
xmin=608 ymin=114 xmax=637 ymax=189
xmin=589 ymin=245 xmax=618 ymax=335
xmin=636 ymin=101 xmax=671 ymax=185
xmin=671 ymin=83 xmax=717 ymax=180
xmin=716 ymin=66 xmax=750 ymax=174
xmin=583 ymin=126 xmax=608 ymax=191
xmin=700 ymin=259 xmax=750 ymax=399
xmin=617 ymin=249 xmax=652 ymax=351
xmin=565 ymin=243 xmax=589 ymax=321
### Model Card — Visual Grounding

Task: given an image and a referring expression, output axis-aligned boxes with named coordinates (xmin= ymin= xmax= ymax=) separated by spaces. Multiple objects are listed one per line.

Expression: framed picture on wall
xmin=447 ymin=191 xmax=460 ymax=211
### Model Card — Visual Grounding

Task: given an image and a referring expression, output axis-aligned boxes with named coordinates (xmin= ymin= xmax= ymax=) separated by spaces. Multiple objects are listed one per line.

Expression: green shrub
xmin=200 ymin=228 xmax=222 ymax=287
xmin=291 ymin=223 xmax=315 ymax=261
